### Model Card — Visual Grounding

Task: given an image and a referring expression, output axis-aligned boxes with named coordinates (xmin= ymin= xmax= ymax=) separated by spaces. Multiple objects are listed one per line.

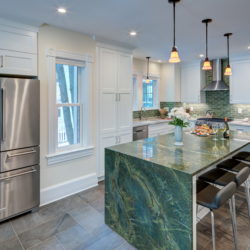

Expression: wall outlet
xmin=238 ymin=108 xmax=243 ymax=114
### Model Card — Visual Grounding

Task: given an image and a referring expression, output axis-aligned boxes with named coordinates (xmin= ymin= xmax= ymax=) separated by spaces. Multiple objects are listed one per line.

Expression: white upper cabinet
xmin=0 ymin=19 xmax=38 ymax=76
xmin=160 ymin=63 xmax=180 ymax=102
xmin=230 ymin=59 xmax=250 ymax=104
xmin=180 ymin=61 xmax=205 ymax=103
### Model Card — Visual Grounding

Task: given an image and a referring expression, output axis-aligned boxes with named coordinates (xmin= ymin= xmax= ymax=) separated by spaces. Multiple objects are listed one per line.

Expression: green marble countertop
xmin=108 ymin=131 xmax=250 ymax=176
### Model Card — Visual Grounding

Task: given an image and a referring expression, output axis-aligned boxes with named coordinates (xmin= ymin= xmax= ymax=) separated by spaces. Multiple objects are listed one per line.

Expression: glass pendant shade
xmin=202 ymin=58 xmax=212 ymax=70
xmin=169 ymin=47 xmax=181 ymax=63
xmin=145 ymin=78 xmax=152 ymax=84
xmin=224 ymin=65 xmax=232 ymax=76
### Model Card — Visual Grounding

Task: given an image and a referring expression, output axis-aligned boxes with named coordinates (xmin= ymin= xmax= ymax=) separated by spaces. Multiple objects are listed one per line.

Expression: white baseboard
xmin=40 ymin=173 xmax=98 ymax=206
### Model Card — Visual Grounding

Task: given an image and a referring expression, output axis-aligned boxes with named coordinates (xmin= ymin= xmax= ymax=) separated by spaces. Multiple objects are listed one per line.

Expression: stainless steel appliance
xmin=133 ymin=125 xmax=148 ymax=141
xmin=0 ymin=78 xmax=40 ymax=222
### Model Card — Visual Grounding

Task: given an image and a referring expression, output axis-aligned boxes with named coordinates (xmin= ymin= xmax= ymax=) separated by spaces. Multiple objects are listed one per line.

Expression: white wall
xmin=38 ymin=24 xmax=98 ymax=205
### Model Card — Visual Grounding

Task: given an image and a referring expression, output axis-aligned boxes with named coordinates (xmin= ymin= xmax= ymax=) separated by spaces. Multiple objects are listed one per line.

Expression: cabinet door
xmin=0 ymin=50 xmax=37 ymax=76
xmin=117 ymin=52 xmax=132 ymax=92
xmin=181 ymin=62 xmax=202 ymax=103
xmin=118 ymin=132 xmax=132 ymax=145
xmin=117 ymin=92 xmax=132 ymax=132
xmin=230 ymin=60 xmax=250 ymax=104
xmin=99 ymin=134 xmax=117 ymax=177
xmin=99 ymin=48 xmax=118 ymax=134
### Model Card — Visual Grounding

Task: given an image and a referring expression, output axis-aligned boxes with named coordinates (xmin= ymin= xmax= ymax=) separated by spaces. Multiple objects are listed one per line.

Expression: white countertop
xmin=229 ymin=120 xmax=250 ymax=127
xmin=133 ymin=118 xmax=172 ymax=127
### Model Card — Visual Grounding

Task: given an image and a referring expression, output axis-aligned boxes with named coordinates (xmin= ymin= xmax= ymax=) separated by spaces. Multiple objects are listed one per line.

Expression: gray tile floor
xmin=0 ymin=182 xmax=249 ymax=250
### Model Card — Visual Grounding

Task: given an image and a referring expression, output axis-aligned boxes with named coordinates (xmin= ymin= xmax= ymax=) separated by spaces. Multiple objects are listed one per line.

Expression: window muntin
xmin=55 ymin=62 xmax=84 ymax=150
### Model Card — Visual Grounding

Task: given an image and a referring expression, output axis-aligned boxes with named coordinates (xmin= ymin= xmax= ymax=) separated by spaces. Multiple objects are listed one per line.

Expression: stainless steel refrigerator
xmin=0 ymin=78 xmax=40 ymax=222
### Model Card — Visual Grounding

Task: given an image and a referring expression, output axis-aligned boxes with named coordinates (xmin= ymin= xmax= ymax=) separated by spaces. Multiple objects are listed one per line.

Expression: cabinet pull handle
xmin=0 ymin=167 xmax=37 ymax=181
xmin=7 ymin=149 xmax=36 ymax=158
xmin=0 ymin=56 xmax=3 ymax=68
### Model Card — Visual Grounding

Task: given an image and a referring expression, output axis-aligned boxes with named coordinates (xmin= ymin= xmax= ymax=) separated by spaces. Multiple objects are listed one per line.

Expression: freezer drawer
xmin=0 ymin=165 xmax=39 ymax=222
xmin=0 ymin=146 xmax=39 ymax=172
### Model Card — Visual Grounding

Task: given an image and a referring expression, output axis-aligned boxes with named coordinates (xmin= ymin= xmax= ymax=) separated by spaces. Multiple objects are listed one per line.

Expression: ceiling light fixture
xmin=129 ymin=31 xmax=137 ymax=36
xmin=57 ymin=7 xmax=67 ymax=14
xmin=224 ymin=33 xmax=233 ymax=76
xmin=248 ymin=46 xmax=250 ymax=50
xmin=168 ymin=0 xmax=181 ymax=63
xmin=145 ymin=57 xmax=152 ymax=84
xmin=199 ymin=54 xmax=204 ymax=58
xmin=202 ymin=19 xmax=212 ymax=70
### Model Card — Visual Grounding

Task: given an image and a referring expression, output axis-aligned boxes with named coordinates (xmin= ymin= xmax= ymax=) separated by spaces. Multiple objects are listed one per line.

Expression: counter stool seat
xmin=233 ymin=151 xmax=250 ymax=162
xmin=217 ymin=159 xmax=250 ymax=173
xmin=197 ymin=180 xmax=237 ymax=250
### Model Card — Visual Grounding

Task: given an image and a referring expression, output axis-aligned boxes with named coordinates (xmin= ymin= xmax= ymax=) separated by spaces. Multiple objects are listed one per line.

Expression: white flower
xmin=169 ymin=107 xmax=190 ymax=122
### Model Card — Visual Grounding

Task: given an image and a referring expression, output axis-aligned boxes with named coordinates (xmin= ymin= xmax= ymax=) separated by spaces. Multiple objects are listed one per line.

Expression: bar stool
xmin=233 ymin=151 xmax=250 ymax=162
xmin=217 ymin=159 xmax=250 ymax=218
xmin=197 ymin=180 xmax=237 ymax=250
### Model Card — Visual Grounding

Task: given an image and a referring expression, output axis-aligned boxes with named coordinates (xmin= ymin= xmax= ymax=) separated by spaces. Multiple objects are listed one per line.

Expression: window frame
xmin=46 ymin=49 xmax=94 ymax=165
xmin=142 ymin=77 xmax=159 ymax=110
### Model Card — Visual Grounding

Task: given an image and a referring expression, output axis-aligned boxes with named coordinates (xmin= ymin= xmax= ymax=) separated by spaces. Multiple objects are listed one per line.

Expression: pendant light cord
xmin=173 ymin=1 xmax=176 ymax=48
xmin=146 ymin=57 xmax=150 ymax=79
xmin=227 ymin=35 xmax=230 ymax=65
xmin=205 ymin=22 xmax=208 ymax=58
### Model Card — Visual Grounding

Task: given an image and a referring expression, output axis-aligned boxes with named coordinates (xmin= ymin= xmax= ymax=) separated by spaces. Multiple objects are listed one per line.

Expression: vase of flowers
xmin=169 ymin=107 xmax=190 ymax=146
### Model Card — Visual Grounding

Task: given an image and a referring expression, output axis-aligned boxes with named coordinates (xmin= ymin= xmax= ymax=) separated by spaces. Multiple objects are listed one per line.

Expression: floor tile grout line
xmin=10 ymin=222 xmax=25 ymax=250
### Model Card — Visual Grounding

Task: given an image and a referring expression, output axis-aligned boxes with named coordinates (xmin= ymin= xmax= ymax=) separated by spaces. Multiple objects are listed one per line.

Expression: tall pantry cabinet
xmin=97 ymin=45 xmax=133 ymax=177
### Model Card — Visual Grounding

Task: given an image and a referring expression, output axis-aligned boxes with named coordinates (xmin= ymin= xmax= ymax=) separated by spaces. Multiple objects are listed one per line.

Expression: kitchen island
xmin=105 ymin=132 xmax=250 ymax=250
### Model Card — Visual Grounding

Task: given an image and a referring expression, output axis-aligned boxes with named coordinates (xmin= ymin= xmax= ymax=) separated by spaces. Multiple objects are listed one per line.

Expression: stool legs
xmin=210 ymin=210 xmax=216 ymax=250
xmin=244 ymin=180 xmax=250 ymax=219
xmin=229 ymin=198 xmax=238 ymax=250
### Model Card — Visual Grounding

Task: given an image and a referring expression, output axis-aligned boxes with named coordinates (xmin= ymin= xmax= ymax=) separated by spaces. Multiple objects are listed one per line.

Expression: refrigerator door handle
xmin=0 ymin=167 xmax=37 ymax=181
xmin=1 ymin=88 xmax=5 ymax=142
xmin=7 ymin=149 xmax=37 ymax=159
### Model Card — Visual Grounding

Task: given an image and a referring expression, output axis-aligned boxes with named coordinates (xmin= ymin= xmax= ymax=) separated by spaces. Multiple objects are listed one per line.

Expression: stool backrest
xmin=235 ymin=167 xmax=250 ymax=186
xmin=214 ymin=182 xmax=237 ymax=208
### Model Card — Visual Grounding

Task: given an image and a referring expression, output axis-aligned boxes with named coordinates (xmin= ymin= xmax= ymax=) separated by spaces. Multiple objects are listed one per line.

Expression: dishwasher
xmin=133 ymin=125 xmax=148 ymax=141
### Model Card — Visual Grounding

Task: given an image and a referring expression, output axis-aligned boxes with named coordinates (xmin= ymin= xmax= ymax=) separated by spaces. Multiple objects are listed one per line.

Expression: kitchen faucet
xmin=139 ymin=106 xmax=146 ymax=120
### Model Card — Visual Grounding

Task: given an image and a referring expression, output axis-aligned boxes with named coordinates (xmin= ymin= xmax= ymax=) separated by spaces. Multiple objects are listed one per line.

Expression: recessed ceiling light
xmin=158 ymin=60 xmax=162 ymax=63
xmin=248 ymin=46 xmax=250 ymax=50
xmin=129 ymin=31 xmax=137 ymax=37
xmin=199 ymin=54 xmax=204 ymax=58
xmin=57 ymin=7 xmax=67 ymax=14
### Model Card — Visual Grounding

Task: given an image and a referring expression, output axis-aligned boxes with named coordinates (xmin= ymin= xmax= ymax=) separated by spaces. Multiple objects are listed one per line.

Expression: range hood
xmin=202 ymin=59 xmax=229 ymax=91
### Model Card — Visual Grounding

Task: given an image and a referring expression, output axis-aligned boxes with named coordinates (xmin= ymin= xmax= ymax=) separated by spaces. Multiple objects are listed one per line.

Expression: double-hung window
xmin=47 ymin=49 xmax=94 ymax=165
xmin=56 ymin=60 xmax=82 ymax=150
xmin=142 ymin=79 xmax=158 ymax=108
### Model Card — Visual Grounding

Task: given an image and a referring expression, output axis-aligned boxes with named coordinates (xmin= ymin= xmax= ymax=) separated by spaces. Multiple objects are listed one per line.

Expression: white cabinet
xmin=0 ymin=19 xmax=37 ymax=76
xmin=97 ymin=46 xmax=133 ymax=177
xmin=181 ymin=61 xmax=205 ymax=103
xmin=230 ymin=59 xmax=250 ymax=104
xmin=148 ymin=122 xmax=174 ymax=138
xmin=160 ymin=63 xmax=181 ymax=102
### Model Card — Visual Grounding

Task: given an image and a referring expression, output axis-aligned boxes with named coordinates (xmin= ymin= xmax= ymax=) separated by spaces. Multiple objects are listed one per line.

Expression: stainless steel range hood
xmin=202 ymin=59 xmax=229 ymax=91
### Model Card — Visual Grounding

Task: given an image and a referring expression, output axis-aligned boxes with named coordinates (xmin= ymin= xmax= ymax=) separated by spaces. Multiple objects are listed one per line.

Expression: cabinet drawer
xmin=0 ymin=165 xmax=39 ymax=221
xmin=0 ymin=147 xmax=39 ymax=172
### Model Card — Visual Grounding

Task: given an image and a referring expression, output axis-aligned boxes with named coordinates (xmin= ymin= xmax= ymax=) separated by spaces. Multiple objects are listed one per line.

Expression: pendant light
xmin=202 ymin=19 xmax=212 ymax=70
xmin=145 ymin=57 xmax=152 ymax=84
xmin=224 ymin=33 xmax=233 ymax=76
xmin=168 ymin=0 xmax=181 ymax=63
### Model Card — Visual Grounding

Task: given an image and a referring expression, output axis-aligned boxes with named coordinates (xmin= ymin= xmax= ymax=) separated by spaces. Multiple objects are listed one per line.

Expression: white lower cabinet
xmin=99 ymin=131 xmax=132 ymax=177
xmin=148 ymin=123 xmax=174 ymax=138
xmin=0 ymin=50 xmax=37 ymax=76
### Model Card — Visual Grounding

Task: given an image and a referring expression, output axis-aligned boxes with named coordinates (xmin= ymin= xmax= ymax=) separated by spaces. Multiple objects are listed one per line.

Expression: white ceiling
xmin=1 ymin=0 xmax=250 ymax=62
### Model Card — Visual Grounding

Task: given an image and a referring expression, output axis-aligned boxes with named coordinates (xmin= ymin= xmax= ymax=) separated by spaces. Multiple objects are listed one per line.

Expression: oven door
xmin=0 ymin=165 xmax=39 ymax=222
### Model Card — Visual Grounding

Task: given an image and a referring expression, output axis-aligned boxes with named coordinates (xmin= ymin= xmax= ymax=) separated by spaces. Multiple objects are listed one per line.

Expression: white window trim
xmin=46 ymin=49 xmax=94 ymax=165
